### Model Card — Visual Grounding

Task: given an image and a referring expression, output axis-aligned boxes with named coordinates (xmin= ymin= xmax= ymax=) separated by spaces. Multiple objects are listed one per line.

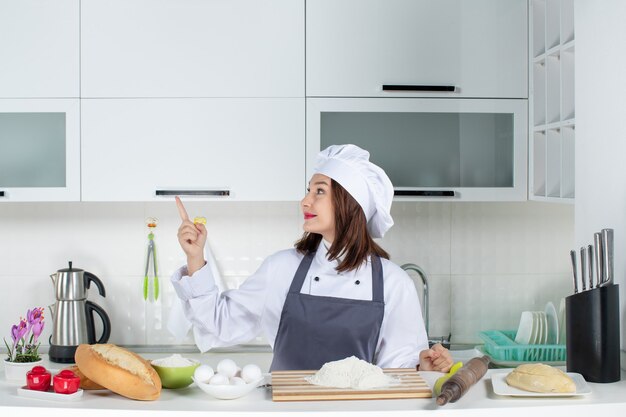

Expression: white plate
xmin=558 ymin=298 xmax=566 ymax=344
xmin=515 ymin=311 xmax=534 ymax=345
xmin=535 ymin=311 xmax=548 ymax=345
xmin=533 ymin=312 xmax=541 ymax=344
xmin=491 ymin=372 xmax=591 ymax=397
xmin=193 ymin=376 xmax=265 ymax=400
xmin=17 ymin=386 xmax=83 ymax=402
xmin=545 ymin=302 xmax=559 ymax=344
xmin=530 ymin=312 xmax=541 ymax=344
xmin=527 ymin=312 xmax=537 ymax=344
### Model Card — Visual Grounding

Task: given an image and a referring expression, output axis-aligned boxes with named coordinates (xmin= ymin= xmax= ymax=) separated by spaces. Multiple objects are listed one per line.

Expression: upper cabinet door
xmin=0 ymin=99 xmax=80 ymax=201
xmin=81 ymin=0 xmax=304 ymax=98
xmin=81 ymin=98 xmax=304 ymax=201
xmin=0 ymin=0 xmax=79 ymax=98
xmin=306 ymin=0 xmax=527 ymax=98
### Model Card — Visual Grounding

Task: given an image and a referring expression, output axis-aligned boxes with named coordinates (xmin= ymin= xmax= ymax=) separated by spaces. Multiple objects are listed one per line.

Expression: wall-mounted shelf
xmin=530 ymin=0 xmax=575 ymax=202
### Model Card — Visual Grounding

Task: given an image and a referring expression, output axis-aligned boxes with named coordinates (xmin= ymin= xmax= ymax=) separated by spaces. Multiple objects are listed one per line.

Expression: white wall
xmin=0 ymin=201 xmax=573 ymax=349
xmin=575 ymin=0 xmax=626 ymax=366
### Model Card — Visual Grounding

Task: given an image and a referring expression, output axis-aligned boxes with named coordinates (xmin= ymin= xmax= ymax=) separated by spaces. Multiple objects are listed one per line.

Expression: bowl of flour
xmin=151 ymin=354 xmax=200 ymax=389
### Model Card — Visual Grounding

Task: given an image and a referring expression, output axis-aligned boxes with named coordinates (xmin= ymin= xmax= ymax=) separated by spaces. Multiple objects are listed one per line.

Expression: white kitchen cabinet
xmin=307 ymin=98 xmax=528 ymax=201
xmin=81 ymin=0 xmax=304 ymax=98
xmin=529 ymin=0 xmax=575 ymax=202
xmin=0 ymin=0 xmax=79 ymax=98
xmin=306 ymin=0 xmax=527 ymax=98
xmin=0 ymin=99 xmax=80 ymax=201
xmin=81 ymin=99 xmax=304 ymax=201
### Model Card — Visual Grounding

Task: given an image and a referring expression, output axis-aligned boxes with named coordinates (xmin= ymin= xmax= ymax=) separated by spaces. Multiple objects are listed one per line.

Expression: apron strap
xmin=288 ymin=251 xmax=316 ymax=294
xmin=371 ymin=255 xmax=384 ymax=303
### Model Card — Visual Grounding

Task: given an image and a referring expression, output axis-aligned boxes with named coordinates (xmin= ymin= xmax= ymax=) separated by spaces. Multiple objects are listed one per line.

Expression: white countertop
xmin=2 ymin=352 xmax=626 ymax=417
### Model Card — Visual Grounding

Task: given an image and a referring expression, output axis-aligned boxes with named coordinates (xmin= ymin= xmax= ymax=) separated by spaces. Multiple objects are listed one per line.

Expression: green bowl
xmin=151 ymin=360 xmax=200 ymax=389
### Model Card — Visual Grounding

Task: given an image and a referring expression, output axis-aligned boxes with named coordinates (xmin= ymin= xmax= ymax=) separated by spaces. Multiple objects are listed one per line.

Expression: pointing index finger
xmin=175 ymin=196 xmax=190 ymax=221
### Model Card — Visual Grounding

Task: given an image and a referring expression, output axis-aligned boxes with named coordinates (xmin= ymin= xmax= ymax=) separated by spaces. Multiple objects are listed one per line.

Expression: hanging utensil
xmin=144 ymin=217 xmax=159 ymax=301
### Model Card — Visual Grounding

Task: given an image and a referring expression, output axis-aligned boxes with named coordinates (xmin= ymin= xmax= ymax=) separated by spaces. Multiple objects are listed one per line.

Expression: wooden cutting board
xmin=271 ymin=368 xmax=431 ymax=401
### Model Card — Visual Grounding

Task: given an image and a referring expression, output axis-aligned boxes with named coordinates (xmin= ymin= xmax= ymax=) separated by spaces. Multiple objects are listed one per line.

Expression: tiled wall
xmin=0 ymin=201 xmax=574 ymax=348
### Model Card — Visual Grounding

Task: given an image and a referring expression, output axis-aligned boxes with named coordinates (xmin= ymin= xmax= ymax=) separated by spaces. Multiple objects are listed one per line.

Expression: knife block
xmin=565 ymin=284 xmax=621 ymax=383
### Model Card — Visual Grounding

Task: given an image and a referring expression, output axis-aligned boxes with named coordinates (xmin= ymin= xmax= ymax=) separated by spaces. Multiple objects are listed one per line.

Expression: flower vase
xmin=3 ymin=359 xmax=43 ymax=383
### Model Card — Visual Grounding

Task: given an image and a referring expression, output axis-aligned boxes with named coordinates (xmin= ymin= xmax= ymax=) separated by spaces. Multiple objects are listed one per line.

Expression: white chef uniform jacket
xmin=171 ymin=244 xmax=428 ymax=368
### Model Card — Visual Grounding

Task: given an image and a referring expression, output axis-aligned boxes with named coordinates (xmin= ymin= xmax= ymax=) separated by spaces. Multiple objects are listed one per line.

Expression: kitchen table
xmin=2 ymin=352 xmax=626 ymax=417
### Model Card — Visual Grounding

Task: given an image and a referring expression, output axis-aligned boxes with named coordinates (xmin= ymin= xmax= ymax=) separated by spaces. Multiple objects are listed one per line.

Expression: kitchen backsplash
xmin=0 ymin=201 xmax=573 ymax=348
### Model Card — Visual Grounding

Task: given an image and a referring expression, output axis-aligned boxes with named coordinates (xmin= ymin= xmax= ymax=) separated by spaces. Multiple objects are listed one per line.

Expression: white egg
xmin=209 ymin=373 xmax=229 ymax=385
xmin=229 ymin=376 xmax=246 ymax=386
xmin=241 ymin=364 xmax=263 ymax=383
xmin=193 ymin=365 xmax=214 ymax=383
xmin=216 ymin=359 xmax=238 ymax=378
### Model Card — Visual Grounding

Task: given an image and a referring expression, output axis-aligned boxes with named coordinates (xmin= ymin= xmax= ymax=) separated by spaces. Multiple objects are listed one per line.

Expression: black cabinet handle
xmin=382 ymin=85 xmax=456 ymax=92
xmin=394 ymin=190 xmax=456 ymax=197
xmin=155 ymin=189 xmax=230 ymax=197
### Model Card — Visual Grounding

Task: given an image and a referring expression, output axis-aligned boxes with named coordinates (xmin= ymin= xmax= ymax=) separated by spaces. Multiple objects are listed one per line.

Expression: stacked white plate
xmin=558 ymin=298 xmax=566 ymax=345
xmin=545 ymin=301 xmax=559 ymax=344
xmin=514 ymin=303 xmax=560 ymax=345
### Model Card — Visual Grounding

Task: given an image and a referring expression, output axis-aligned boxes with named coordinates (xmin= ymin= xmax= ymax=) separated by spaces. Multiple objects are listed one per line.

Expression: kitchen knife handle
xmin=394 ymin=190 xmax=455 ymax=197
xmin=155 ymin=189 xmax=230 ymax=197
xmin=570 ymin=250 xmax=578 ymax=293
xmin=594 ymin=232 xmax=603 ymax=287
xmin=382 ymin=84 xmax=457 ymax=92
xmin=580 ymin=247 xmax=587 ymax=291
xmin=601 ymin=228 xmax=614 ymax=286
xmin=587 ymin=245 xmax=594 ymax=289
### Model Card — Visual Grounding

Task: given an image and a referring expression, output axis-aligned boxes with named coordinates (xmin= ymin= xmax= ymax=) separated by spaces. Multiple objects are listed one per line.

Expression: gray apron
xmin=270 ymin=250 xmax=385 ymax=371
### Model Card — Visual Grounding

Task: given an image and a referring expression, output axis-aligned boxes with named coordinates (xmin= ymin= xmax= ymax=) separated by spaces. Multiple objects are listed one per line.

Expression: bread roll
xmin=506 ymin=363 xmax=576 ymax=393
xmin=75 ymin=344 xmax=161 ymax=400
xmin=65 ymin=365 xmax=106 ymax=390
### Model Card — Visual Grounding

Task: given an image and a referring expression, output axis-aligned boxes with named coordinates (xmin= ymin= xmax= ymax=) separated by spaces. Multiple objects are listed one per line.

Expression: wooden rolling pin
xmin=436 ymin=356 xmax=490 ymax=406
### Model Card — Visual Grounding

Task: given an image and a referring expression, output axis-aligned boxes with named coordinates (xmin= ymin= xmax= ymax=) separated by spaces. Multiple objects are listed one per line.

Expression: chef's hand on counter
xmin=418 ymin=343 xmax=453 ymax=372
xmin=176 ymin=196 xmax=207 ymax=276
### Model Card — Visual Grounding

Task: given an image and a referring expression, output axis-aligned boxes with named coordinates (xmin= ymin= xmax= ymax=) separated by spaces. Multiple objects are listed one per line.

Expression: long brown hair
xmin=294 ymin=179 xmax=389 ymax=272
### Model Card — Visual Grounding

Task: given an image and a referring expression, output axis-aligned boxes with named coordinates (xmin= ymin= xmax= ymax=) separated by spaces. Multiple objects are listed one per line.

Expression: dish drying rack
xmin=479 ymin=330 xmax=566 ymax=363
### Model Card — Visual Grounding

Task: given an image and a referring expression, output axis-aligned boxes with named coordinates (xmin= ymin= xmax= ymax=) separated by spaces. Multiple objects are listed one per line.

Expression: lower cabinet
xmin=81 ymin=99 xmax=305 ymax=201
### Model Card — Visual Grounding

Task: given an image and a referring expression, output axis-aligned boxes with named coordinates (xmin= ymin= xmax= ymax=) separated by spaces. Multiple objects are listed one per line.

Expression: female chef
xmin=171 ymin=144 xmax=453 ymax=372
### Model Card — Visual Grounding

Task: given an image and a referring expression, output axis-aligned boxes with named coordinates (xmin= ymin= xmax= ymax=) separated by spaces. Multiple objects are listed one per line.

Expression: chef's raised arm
xmin=170 ymin=251 xmax=274 ymax=351
xmin=176 ymin=196 xmax=207 ymax=275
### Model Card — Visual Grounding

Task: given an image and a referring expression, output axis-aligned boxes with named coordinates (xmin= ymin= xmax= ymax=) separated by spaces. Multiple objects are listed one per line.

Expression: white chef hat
xmin=314 ymin=144 xmax=394 ymax=238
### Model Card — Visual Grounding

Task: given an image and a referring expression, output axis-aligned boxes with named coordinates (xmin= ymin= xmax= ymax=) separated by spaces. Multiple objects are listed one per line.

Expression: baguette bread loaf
xmin=64 ymin=365 xmax=106 ymax=390
xmin=75 ymin=344 xmax=161 ymax=400
xmin=506 ymin=363 xmax=576 ymax=393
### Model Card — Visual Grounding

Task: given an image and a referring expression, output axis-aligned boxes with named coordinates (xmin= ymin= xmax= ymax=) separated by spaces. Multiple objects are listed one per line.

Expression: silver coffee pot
xmin=48 ymin=261 xmax=111 ymax=363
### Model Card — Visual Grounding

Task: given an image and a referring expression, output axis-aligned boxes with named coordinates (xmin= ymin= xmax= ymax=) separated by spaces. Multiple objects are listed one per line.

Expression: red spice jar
xmin=26 ymin=366 xmax=52 ymax=391
xmin=53 ymin=369 xmax=81 ymax=394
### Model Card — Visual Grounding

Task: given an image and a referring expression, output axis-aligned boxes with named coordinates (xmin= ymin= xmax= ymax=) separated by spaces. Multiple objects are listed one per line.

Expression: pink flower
xmin=32 ymin=320 xmax=45 ymax=343
xmin=27 ymin=306 xmax=43 ymax=323
xmin=11 ymin=319 xmax=28 ymax=343
xmin=5 ymin=307 xmax=45 ymax=362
